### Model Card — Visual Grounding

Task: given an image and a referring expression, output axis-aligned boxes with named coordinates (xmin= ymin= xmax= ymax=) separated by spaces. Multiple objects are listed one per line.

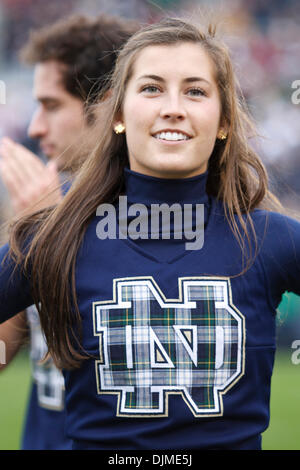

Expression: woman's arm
xmin=0 ymin=243 xmax=34 ymax=323
xmin=0 ymin=312 xmax=28 ymax=370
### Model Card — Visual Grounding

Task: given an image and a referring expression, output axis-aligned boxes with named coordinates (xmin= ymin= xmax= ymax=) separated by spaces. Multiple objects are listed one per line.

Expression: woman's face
xmin=120 ymin=42 xmax=224 ymax=179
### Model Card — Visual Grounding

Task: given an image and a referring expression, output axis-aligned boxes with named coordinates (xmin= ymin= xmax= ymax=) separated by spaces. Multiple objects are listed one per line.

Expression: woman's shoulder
xmin=212 ymin=198 xmax=300 ymax=249
xmin=212 ymin=197 xmax=300 ymax=230
xmin=250 ymin=208 xmax=300 ymax=237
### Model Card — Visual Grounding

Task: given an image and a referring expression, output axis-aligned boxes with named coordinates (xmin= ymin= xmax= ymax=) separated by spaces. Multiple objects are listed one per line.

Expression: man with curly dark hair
xmin=0 ymin=13 xmax=138 ymax=450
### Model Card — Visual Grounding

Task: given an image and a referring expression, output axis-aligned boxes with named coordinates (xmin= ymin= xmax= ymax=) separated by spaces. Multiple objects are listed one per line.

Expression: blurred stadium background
xmin=0 ymin=0 xmax=300 ymax=450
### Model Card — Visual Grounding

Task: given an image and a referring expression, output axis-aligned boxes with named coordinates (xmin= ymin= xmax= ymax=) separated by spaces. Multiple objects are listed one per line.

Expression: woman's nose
xmin=159 ymin=94 xmax=187 ymax=120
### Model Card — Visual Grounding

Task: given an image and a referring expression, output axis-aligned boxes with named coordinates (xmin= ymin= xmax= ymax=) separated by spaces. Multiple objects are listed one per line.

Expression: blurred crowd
xmin=0 ymin=0 xmax=299 ymax=203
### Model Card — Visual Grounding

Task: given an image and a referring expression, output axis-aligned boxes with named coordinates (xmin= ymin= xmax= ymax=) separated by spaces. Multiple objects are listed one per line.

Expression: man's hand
xmin=0 ymin=137 xmax=63 ymax=215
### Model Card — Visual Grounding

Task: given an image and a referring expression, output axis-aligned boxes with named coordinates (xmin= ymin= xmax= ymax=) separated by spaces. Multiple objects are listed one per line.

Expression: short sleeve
xmin=254 ymin=210 xmax=300 ymax=307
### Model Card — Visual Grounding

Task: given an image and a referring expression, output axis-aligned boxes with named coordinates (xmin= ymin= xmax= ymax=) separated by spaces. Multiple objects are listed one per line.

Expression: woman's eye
xmin=141 ymin=85 xmax=161 ymax=93
xmin=187 ymin=88 xmax=206 ymax=97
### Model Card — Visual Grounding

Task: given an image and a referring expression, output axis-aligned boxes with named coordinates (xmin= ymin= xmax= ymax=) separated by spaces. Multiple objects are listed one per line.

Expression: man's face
xmin=28 ymin=60 xmax=86 ymax=171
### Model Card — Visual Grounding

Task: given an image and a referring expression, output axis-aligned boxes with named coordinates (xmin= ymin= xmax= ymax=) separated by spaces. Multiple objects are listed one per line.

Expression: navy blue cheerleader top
xmin=1 ymin=167 xmax=300 ymax=450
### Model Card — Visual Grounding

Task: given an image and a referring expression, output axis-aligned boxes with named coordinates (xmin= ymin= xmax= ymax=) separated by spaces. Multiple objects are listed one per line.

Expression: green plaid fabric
xmin=93 ymin=278 xmax=244 ymax=417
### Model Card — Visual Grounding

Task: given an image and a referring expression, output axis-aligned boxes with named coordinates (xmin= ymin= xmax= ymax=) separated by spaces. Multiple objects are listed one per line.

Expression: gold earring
xmin=114 ymin=123 xmax=125 ymax=134
xmin=217 ymin=130 xmax=227 ymax=140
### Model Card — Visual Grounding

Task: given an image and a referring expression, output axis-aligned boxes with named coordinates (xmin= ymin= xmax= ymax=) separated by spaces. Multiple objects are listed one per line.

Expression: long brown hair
xmin=9 ymin=18 xmax=283 ymax=369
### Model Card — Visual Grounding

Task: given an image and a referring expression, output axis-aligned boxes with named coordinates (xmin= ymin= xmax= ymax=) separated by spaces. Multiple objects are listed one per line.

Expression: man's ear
xmin=84 ymin=89 xmax=114 ymax=127
xmin=102 ymin=88 xmax=112 ymax=100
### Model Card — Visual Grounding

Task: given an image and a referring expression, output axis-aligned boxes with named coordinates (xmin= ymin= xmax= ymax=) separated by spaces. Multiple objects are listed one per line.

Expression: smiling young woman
xmin=119 ymin=42 xmax=223 ymax=179
xmin=0 ymin=17 xmax=300 ymax=450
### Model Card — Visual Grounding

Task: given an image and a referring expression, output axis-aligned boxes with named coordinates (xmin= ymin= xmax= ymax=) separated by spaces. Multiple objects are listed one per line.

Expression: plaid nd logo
xmin=93 ymin=277 xmax=245 ymax=417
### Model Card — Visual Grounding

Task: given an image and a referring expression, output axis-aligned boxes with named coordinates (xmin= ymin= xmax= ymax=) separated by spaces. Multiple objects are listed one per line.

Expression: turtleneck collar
xmin=112 ymin=167 xmax=212 ymax=262
xmin=124 ymin=167 xmax=209 ymax=206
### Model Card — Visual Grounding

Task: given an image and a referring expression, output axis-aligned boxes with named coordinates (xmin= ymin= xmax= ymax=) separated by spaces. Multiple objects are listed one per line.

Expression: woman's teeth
xmin=154 ymin=131 xmax=190 ymax=141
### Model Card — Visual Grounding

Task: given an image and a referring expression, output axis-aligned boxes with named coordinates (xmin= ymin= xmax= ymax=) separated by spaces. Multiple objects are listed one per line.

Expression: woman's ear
xmin=113 ymin=111 xmax=126 ymax=134
xmin=217 ymin=129 xmax=227 ymax=140
xmin=217 ymin=120 xmax=229 ymax=141
xmin=113 ymin=122 xmax=126 ymax=134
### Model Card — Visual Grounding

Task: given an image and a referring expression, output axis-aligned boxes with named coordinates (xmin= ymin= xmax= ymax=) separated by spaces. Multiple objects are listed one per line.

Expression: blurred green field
xmin=0 ymin=348 xmax=31 ymax=450
xmin=262 ymin=350 xmax=300 ymax=449
xmin=0 ymin=347 xmax=300 ymax=450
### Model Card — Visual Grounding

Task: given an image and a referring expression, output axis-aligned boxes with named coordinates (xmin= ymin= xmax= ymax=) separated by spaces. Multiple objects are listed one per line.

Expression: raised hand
xmin=0 ymin=137 xmax=63 ymax=215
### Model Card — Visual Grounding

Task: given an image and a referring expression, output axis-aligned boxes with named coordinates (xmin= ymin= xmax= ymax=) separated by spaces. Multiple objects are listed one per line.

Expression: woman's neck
xmin=124 ymin=167 xmax=209 ymax=206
